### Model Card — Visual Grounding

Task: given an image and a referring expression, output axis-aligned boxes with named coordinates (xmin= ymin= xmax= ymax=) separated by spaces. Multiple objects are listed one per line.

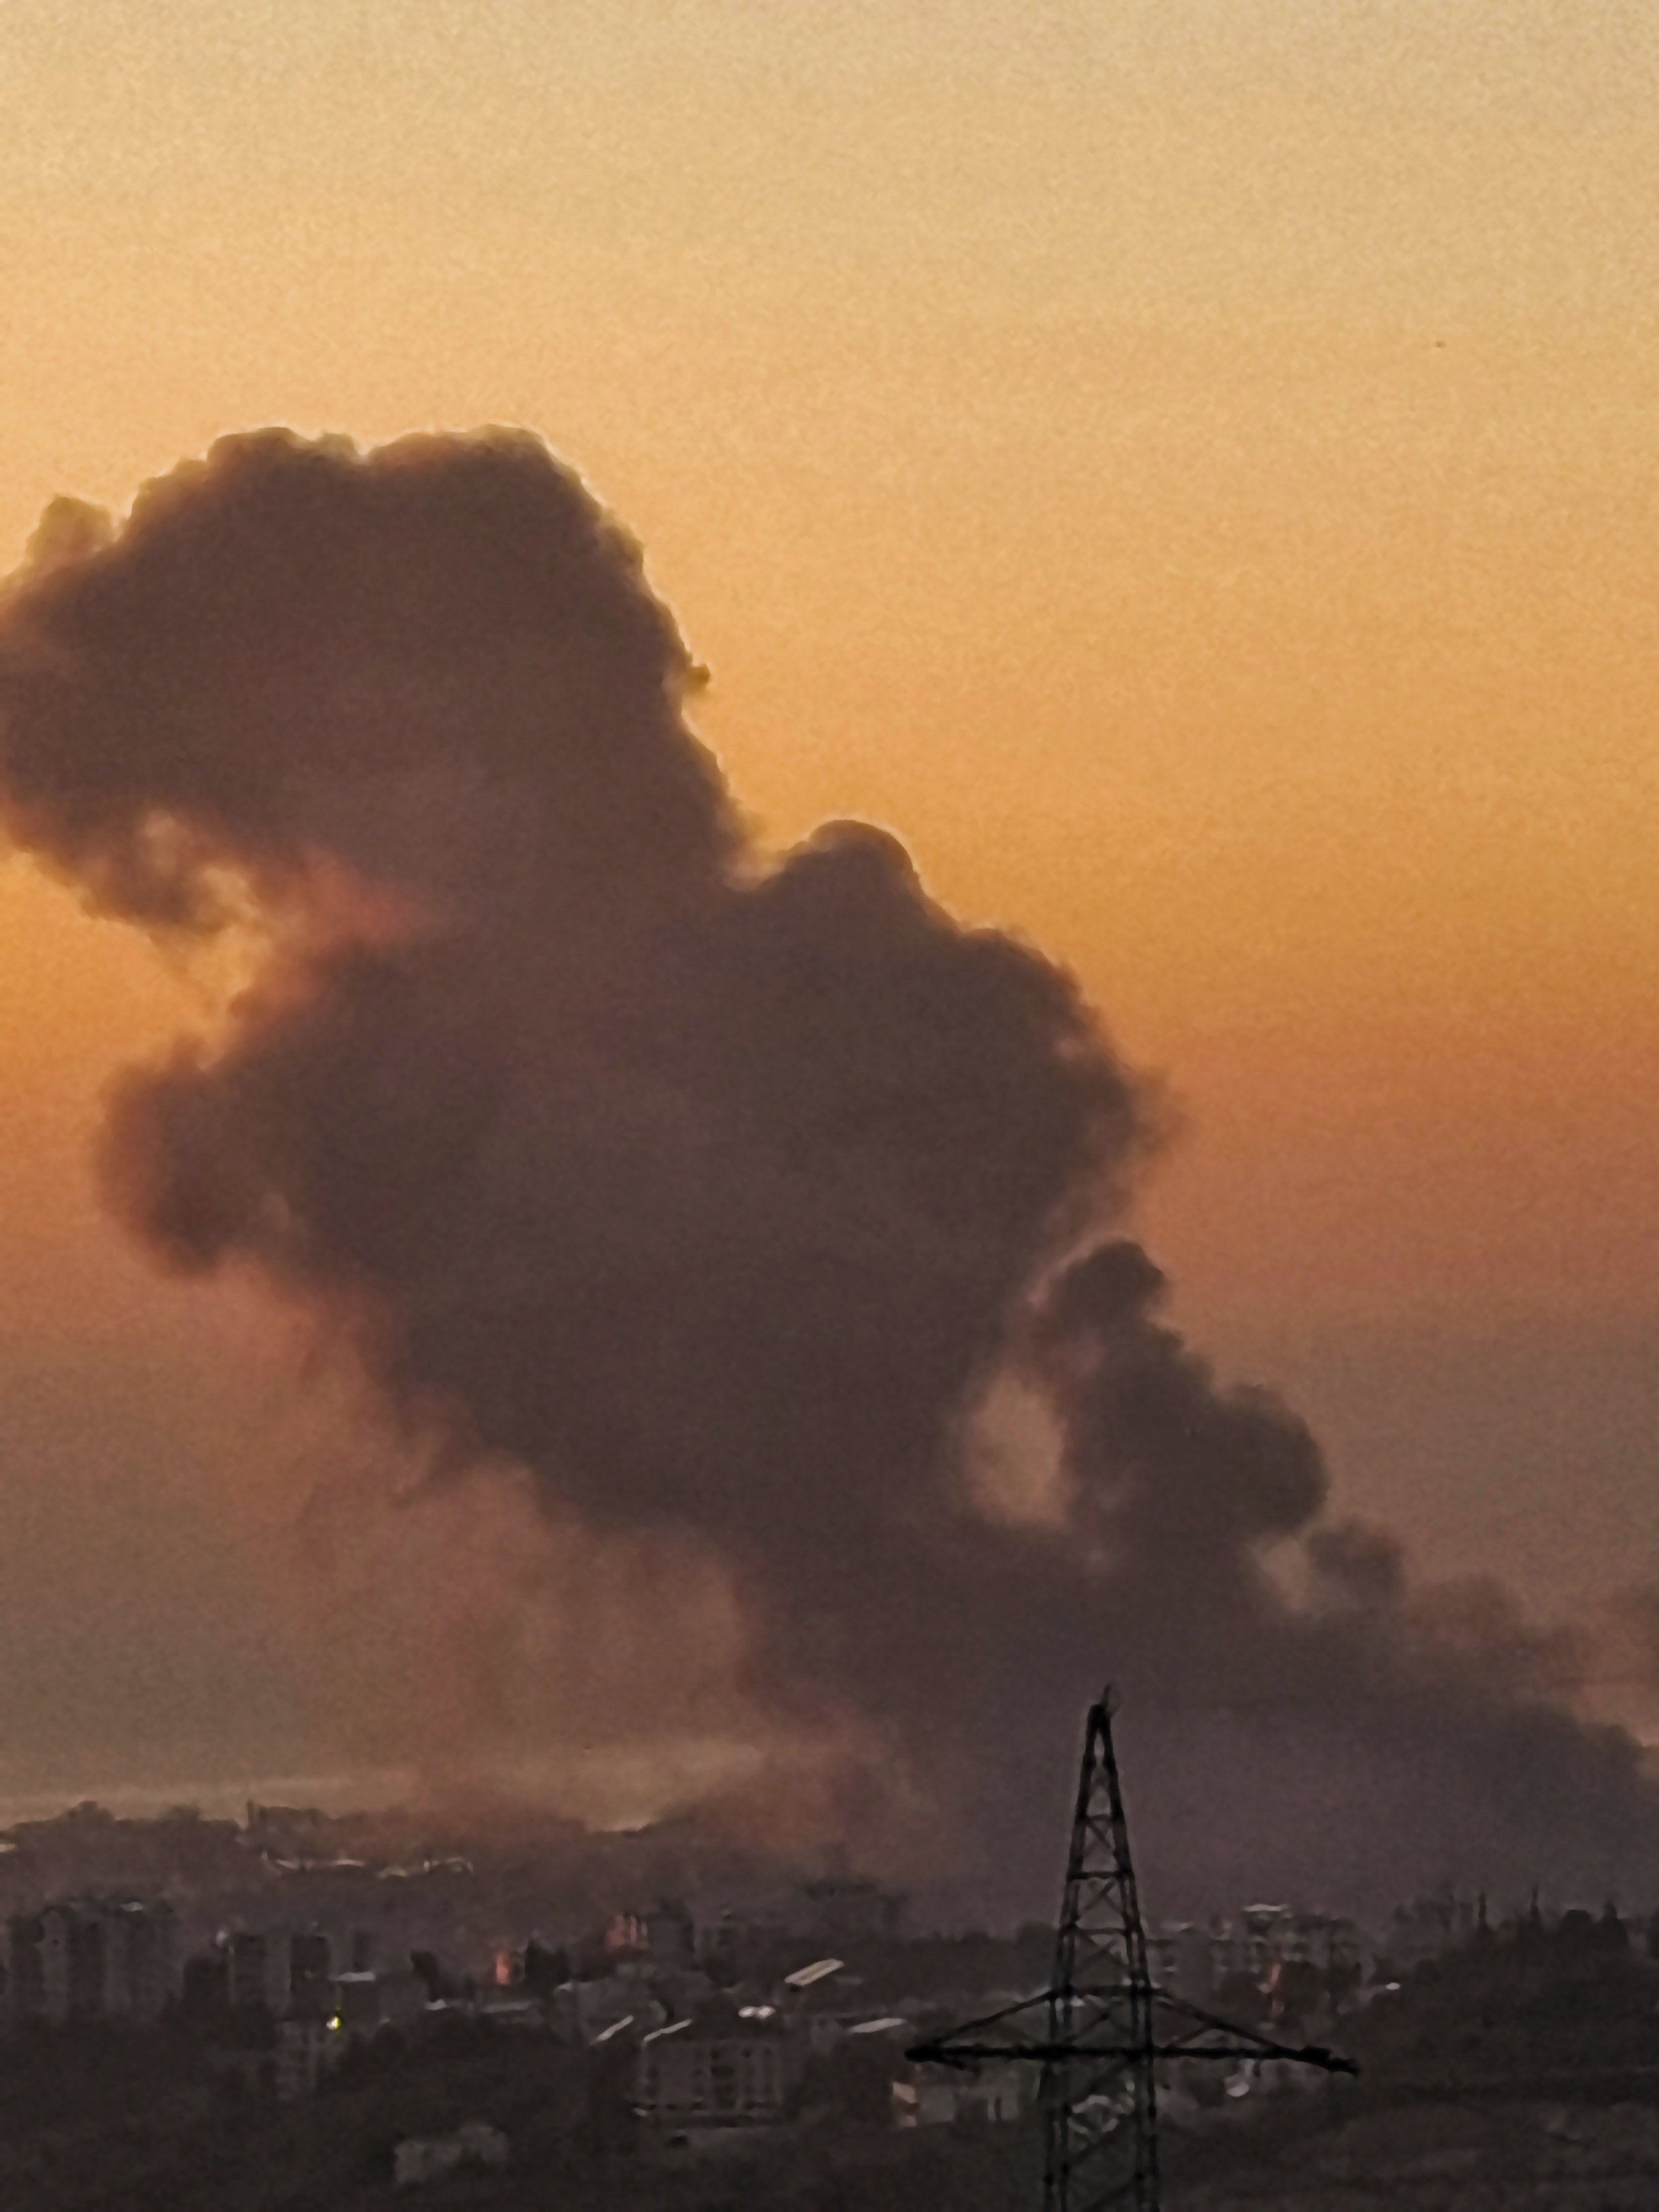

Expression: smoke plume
xmin=2 ymin=429 xmax=1653 ymax=1912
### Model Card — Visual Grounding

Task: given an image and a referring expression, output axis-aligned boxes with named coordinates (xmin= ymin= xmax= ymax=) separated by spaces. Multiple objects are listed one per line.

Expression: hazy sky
xmin=0 ymin=0 xmax=1654 ymax=1808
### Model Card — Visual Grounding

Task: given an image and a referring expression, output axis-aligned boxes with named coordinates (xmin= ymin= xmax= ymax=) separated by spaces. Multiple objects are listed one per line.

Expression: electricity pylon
xmin=908 ymin=1689 xmax=1356 ymax=2212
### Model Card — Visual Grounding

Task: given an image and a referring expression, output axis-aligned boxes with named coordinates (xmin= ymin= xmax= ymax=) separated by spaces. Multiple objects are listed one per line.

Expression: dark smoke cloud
xmin=3 ymin=427 xmax=1654 ymax=1914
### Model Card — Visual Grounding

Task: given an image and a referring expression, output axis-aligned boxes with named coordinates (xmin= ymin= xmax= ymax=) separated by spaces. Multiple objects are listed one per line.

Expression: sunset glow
xmin=0 ymin=0 xmax=1654 ymax=1813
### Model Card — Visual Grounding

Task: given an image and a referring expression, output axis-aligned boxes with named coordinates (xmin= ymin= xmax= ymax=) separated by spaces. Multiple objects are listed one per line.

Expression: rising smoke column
xmin=1 ymin=428 xmax=1654 ymax=1911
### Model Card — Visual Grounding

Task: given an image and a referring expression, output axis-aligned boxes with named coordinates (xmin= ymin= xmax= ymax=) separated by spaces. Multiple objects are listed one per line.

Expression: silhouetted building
xmin=332 ymin=1969 xmax=380 ymax=2036
xmin=99 ymin=1900 xmax=176 ymax=2020
xmin=637 ymin=1998 xmax=795 ymax=2129
xmin=42 ymin=1902 xmax=106 ymax=2023
xmin=289 ymin=1928 xmax=333 ymax=2007
xmin=7 ymin=1901 xmax=179 ymax=2027
xmin=224 ymin=1924 xmax=335 ymax=2016
xmin=5 ymin=1914 xmax=46 ymax=2024
xmin=642 ymin=1900 xmax=694 ymax=1967
xmin=276 ymin=2013 xmax=338 ymax=2098
xmin=800 ymin=1877 xmax=906 ymax=1944
xmin=225 ymin=1930 xmax=275 ymax=2013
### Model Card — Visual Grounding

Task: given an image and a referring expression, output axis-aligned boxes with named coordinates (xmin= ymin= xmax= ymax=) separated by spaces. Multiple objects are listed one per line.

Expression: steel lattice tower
xmin=909 ymin=1688 xmax=1356 ymax=2212
xmin=1044 ymin=1691 xmax=1161 ymax=2212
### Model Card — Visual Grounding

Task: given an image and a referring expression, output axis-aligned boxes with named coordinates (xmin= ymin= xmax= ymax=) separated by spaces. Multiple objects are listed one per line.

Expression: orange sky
xmin=0 ymin=0 xmax=1654 ymax=1801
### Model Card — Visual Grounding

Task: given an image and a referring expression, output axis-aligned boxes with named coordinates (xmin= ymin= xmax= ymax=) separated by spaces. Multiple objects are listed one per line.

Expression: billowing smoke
xmin=1 ymin=429 xmax=1652 ymax=1913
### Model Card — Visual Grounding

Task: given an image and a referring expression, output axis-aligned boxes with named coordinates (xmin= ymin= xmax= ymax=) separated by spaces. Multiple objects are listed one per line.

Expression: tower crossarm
xmin=908 ymin=1989 xmax=1054 ymax=2068
xmin=909 ymin=1985 xmax=1355 ymax=2076
xmin=1147 ymin=1990 xmax=1357 ymax=2076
